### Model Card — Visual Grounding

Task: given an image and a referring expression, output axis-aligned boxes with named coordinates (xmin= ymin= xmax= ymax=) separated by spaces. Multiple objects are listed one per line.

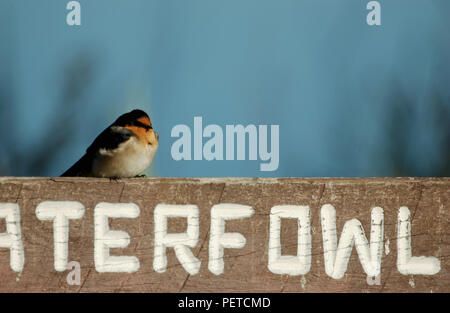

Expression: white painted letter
xmin=397 ymin=207 xmax=440 ymax=275
xmin=320 ymin=204 xmax=384 ymax=279
xmin=0 ymin=203 xmax=24 ymax=272
xmin=94 ymin=203 xmax=140 ymax=273
xmin=153 ymin=204 xmax=201 ymax=275
xmin=208 ymin=203 xmax=254 ymax=275
xmin=268 ymin=205 xmax=311 ymax=275
xmin=35 ymin=201 xmax=85 ymax=271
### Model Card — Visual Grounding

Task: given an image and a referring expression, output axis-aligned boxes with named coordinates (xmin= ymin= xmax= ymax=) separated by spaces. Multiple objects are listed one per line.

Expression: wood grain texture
xmin=0 ymin=177 xmax=448 ymax=293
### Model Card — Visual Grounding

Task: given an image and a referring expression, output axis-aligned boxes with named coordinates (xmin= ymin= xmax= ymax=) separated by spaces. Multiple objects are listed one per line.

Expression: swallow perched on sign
xmin=61 ymin=109 xmax=159 ymax=178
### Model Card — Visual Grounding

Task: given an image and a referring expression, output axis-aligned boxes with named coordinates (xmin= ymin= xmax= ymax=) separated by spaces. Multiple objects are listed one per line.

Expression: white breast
xmin=92 ymin=137 xmax=158 ymax=178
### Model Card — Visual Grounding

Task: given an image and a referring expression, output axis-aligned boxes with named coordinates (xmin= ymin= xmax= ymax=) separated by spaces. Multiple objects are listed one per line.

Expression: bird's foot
xmin=135 ymin=174 xmax=147 ymax=178
xmin=109 ymin=176 xmax=121 ymax=182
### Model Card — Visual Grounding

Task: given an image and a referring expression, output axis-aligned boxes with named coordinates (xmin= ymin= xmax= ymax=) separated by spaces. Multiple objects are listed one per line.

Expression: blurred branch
xmin=429 ymin=92 xmax=450 ymax=176
xmin=0 ymin=53 xmax=96 ymax=176
xmin=384 ymin=83 xmax=450 ymax=177
xmin=384 ymin=82 xmax=414 ymax=176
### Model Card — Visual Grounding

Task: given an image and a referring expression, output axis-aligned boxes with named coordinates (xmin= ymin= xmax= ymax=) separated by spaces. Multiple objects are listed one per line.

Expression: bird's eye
xmin=134 ymin=120 xmax=152 ymax=130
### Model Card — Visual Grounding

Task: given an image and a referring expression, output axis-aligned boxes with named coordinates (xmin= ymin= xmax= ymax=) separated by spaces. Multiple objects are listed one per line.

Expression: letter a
xmin=67 ymin=1 xmax=81 ymax=26
xmin=366 ymin=1 xmax=381 ymax=26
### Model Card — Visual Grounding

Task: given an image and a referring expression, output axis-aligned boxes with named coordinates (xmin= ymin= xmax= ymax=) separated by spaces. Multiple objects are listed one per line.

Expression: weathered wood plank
xmin=0 ymin=177 xmax=448 ymax=292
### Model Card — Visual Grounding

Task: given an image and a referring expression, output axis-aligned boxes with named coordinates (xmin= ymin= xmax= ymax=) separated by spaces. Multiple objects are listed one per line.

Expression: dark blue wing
xmin=86 ymin=126 xmax=135 ymax=155
xmin=61 ymin=126 xmax=135 ymax=177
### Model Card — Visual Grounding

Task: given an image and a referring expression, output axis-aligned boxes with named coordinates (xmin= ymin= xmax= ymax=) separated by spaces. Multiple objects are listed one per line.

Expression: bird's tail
xmin=60 ymin=154 xmax=93 ymax=177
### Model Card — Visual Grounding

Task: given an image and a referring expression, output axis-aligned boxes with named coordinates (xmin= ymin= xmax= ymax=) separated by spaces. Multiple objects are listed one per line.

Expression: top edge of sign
xmin=0 ymin=177 xmax=449 ymax=185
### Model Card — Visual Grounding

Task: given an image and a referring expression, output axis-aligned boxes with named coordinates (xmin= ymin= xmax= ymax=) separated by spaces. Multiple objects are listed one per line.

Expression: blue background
xmin=0 ymin=0 xmax=449 ymax=177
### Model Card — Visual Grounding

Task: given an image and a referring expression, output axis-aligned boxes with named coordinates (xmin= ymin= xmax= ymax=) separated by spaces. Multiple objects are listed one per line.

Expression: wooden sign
xmin=0 ymin=177 xmax=448 ymax=292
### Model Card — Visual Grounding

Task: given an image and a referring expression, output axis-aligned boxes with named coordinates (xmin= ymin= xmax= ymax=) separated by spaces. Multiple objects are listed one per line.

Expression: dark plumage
xmin=61 ymin=109 xmax=158 ymax=177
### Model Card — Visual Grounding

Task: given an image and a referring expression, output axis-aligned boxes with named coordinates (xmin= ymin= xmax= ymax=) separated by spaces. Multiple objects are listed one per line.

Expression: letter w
xmin=320 ymin=204 xmax=384 ymax=279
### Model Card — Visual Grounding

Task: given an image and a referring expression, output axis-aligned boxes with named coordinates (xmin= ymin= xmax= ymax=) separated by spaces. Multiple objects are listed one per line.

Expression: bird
xmin=61 ymin=109 xmax=159 ymax=178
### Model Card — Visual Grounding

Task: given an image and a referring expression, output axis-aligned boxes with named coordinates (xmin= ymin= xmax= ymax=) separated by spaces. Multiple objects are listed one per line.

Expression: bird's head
xmin=115 ymin=109 xmax=159 ymax=147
